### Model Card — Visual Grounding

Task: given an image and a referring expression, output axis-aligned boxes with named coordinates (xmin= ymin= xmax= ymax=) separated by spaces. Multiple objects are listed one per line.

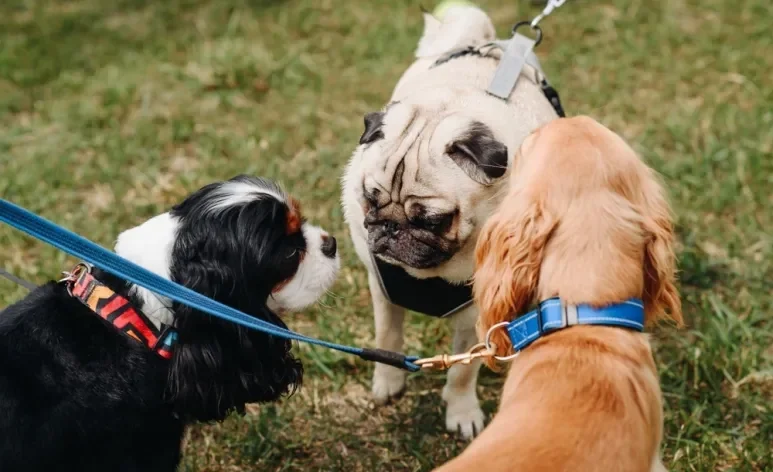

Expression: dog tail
xmin=415 ymin=3 xmax=496 ymax=58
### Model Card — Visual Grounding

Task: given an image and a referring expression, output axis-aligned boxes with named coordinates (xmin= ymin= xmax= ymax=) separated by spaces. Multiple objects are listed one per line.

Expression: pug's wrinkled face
xmin=353 ymin=100 xmax=511 ymax=273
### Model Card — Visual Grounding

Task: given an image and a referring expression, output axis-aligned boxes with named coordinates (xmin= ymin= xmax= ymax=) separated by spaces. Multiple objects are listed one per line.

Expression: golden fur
xmin=434 ymin=116 xmax=682 ymax=472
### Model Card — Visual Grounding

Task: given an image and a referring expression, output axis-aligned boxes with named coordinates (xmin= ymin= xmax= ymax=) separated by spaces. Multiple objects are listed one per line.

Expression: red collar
xmin=63 ymin=263 xmax=177 ymax=359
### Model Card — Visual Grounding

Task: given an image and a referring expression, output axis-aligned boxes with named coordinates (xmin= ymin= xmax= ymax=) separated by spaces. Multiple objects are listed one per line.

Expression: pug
xmin=342 ymin=4 xmax=560 ymax=438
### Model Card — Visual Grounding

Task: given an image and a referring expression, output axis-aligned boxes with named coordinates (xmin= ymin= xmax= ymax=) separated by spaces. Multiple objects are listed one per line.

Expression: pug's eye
xmin=414 ymin=213 xmax=455 ymax=234
xmin=363 ymin=188 xmax=381 ymax=206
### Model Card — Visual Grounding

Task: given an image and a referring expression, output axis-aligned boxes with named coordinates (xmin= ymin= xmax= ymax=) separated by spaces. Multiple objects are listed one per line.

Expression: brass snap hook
xmin=414 ymin=342 xmax=494 ymax=370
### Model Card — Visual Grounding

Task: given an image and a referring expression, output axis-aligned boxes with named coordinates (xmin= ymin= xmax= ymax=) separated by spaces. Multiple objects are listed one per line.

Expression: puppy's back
xmin=0 ymin=283 xmax=179 ymax=472
xmin=437 ymin=327 xmax=664 ymax=472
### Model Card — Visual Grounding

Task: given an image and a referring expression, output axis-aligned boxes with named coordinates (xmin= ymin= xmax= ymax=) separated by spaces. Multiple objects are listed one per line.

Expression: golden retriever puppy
xmin=434 ymin=116 xmax=682 ymax=472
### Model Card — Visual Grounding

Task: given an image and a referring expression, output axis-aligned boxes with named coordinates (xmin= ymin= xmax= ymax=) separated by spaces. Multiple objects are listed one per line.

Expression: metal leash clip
xmin=484 ymin=321 xmax=521 ymax=362
xmin=59 ymin=262 xmax=92 ymax=283
xmin=486 ymin=0 xmax=569 ymax=103
xmin=414 ymin=342 xmax=495 ymax=370
xmin=59 ymin=262 xmax=92 ymax=295
xmin=531 ymin=0 xmax=569 ymax=28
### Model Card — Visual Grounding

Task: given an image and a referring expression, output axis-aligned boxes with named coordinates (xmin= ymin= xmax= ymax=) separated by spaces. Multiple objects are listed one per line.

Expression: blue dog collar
xmin=500 ymin=297 xmax=645 ymax=353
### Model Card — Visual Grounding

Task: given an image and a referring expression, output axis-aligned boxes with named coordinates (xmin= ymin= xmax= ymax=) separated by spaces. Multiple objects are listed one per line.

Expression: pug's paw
xmin=651 ymin=455 xmax=668 ymax=472
xmin=443 ymin=391 xmax=485 ymax=439
xmin=372 ymin=364 xmax=407 ymax=405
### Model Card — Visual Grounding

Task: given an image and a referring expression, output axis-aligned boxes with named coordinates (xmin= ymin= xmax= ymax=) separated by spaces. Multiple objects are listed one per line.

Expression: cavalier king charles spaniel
xmin=435 ymin=117 xmax=682 ymax=472
xmin=0 ymin=175 xmax=339 ymax=472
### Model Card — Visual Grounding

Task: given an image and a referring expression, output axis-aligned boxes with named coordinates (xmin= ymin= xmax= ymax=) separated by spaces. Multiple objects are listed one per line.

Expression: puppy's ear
xmin=640 ymin=172 xmax=682 ymax=327
xmin=448 ymin=122 xmax=508 ymax=185
xmin=166 ymin=262 xmax=302 ymax=422
xmin=359 ymin=112 xmax=385 ymax=145
xmin=474 ymin=192 xmax=556 ymax=369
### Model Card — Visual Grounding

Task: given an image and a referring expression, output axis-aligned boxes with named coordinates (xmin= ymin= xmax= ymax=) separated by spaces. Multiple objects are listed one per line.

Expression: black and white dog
xmin=0 ymin=175 xmax=339 ymax=472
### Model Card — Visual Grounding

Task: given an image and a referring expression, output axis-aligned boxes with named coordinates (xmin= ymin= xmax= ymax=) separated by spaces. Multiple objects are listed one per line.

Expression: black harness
xmin=373 ymin=256 xmax=473 ymax=318
xmin=372 ymin=44 xmax=566 ymax=318
xmin=430 ymin=44 xmax=566 ymax=118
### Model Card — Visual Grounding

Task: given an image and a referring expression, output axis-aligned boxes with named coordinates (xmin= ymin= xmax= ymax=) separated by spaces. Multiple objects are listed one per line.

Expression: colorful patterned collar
xmin=63 ymin=263 xmax=177 ymax=359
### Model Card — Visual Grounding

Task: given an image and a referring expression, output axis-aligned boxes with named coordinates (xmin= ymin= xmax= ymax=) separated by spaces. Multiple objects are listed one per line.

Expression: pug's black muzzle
xmin=365 ymin=219 xmax=453 ymax=270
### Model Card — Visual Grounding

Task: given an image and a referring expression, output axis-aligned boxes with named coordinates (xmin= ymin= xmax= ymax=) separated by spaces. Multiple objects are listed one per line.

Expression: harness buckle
xmin=560 ymin=301 xmax=579 ymax=328
xmin=59 ymin=262 xmax=92 ymax=283
xmin=59 ymin=262 xmax=93 ymax=296
xmin=414 ymin=343 xmax=494 ymax=370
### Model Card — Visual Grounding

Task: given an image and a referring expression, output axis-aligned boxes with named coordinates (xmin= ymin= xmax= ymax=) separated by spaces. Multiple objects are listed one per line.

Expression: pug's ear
xmin=359 ymin=112 xmax=385 ymax=145
xmin=447 ymin=122 xmax=508 ymax=185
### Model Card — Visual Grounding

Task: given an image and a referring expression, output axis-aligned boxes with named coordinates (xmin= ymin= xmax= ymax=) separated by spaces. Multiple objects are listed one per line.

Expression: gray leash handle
xmin=0 ymin=267 xmax=37 ymax=291
xmin=486 ymin=22 xmax=543 ymax=100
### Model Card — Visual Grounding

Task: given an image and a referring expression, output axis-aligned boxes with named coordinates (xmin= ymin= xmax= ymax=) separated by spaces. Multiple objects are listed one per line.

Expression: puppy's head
xmin=474 ymin=117 xmax=682 ymax=365
xmin=347 ymin=92 xmax=526 ymax=280
xmin=115 ymin=175 xmax=339 ymax=421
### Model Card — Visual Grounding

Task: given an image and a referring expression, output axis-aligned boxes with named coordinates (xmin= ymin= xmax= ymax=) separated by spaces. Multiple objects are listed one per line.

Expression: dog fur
xmin=341 ymin=4 xmax=558 ymax=438
xmin=0 ymin=176 xmax=339 ymax=472
xmin=434 ymin=116 xmax=682 ymax=471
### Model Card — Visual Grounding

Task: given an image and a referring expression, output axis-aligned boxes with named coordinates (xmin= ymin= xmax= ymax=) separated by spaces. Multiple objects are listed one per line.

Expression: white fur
xmin=114 ymin=178 xmax=335 ymax=329
xmin=442 ymin=307 xmax=485 ymax=437
xmin=268 ymin=224 xmax=340 ymax=312
xmin=369 ymin=270 xmax=407 ymax=405
xmin=652 ymin=454 xmax=668 ymax=472
xmin=114 ymin=212 xmax=179 ymax=329
xmin=204 ymin=180 xmax=285 ymax=213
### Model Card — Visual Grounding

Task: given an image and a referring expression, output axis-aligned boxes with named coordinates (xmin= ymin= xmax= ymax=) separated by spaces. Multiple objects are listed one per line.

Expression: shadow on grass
xmin=676 ymin=225 xmax=725 ymax=290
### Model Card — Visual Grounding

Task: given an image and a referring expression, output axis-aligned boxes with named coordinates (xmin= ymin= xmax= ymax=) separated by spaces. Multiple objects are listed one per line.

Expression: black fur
xmin=0 ymin=175 xmax=304 ymax=472
xmin=447 ymin=121 xmax=509 ymax=185
xmin=359 ymin=111 xmax=385 ymax=145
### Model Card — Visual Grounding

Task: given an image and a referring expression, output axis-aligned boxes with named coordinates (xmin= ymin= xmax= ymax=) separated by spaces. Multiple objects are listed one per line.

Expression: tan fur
xmin=286 ymin=197 xmax=303 ymax=235
xmin=435 ymin=116 xmax=681 ymax=471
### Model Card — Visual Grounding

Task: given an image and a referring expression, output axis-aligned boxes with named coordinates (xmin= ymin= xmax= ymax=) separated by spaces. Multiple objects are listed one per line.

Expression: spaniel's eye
xmin=286 ymin=247 xmax=305 ymax=259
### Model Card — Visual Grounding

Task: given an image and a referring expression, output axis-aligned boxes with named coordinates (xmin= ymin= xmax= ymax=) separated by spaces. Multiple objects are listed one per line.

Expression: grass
xmin=1 ymin=0 xmax=771 ymax=470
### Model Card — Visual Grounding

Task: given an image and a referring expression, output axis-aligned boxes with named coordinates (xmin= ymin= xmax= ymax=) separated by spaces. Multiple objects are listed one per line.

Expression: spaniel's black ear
xmin=359 ymin=111 xmax=385 ymax=145
xmin=447 ymin=121 xmax=508 ymax=185
xmin=166 ymin=262 xmax=302 ymax=422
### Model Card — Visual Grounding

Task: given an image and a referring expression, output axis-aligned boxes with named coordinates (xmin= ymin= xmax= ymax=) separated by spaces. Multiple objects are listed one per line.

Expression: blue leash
xmin=0 ymin=198 xmax=421 ymax=372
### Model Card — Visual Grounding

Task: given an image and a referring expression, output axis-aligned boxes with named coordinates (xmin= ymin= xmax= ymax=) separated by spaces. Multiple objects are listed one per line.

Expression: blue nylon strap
xmin=0 ymin=198 xmax=420 ymax=372
xmin=507 ymin=297 xmax=645 ymax=351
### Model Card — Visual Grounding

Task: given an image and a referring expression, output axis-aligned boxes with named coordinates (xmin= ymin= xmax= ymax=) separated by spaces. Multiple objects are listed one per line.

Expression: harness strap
xmin=0 ymin=198 xmax=421 ymax=372
xmin=431 ymin=34 xmax=566 ymax=118
xmin=486 ymin=27 xmax=541 ymax=100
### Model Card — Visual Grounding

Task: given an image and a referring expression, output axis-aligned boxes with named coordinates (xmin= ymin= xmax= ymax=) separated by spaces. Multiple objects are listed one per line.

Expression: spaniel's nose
xmin=321 ymin=235 xmax=337 ymax=258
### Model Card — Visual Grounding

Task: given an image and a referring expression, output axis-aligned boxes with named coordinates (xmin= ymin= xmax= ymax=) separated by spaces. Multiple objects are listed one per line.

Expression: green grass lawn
xmin=1 ymin=0 xmax=771 ymax=470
